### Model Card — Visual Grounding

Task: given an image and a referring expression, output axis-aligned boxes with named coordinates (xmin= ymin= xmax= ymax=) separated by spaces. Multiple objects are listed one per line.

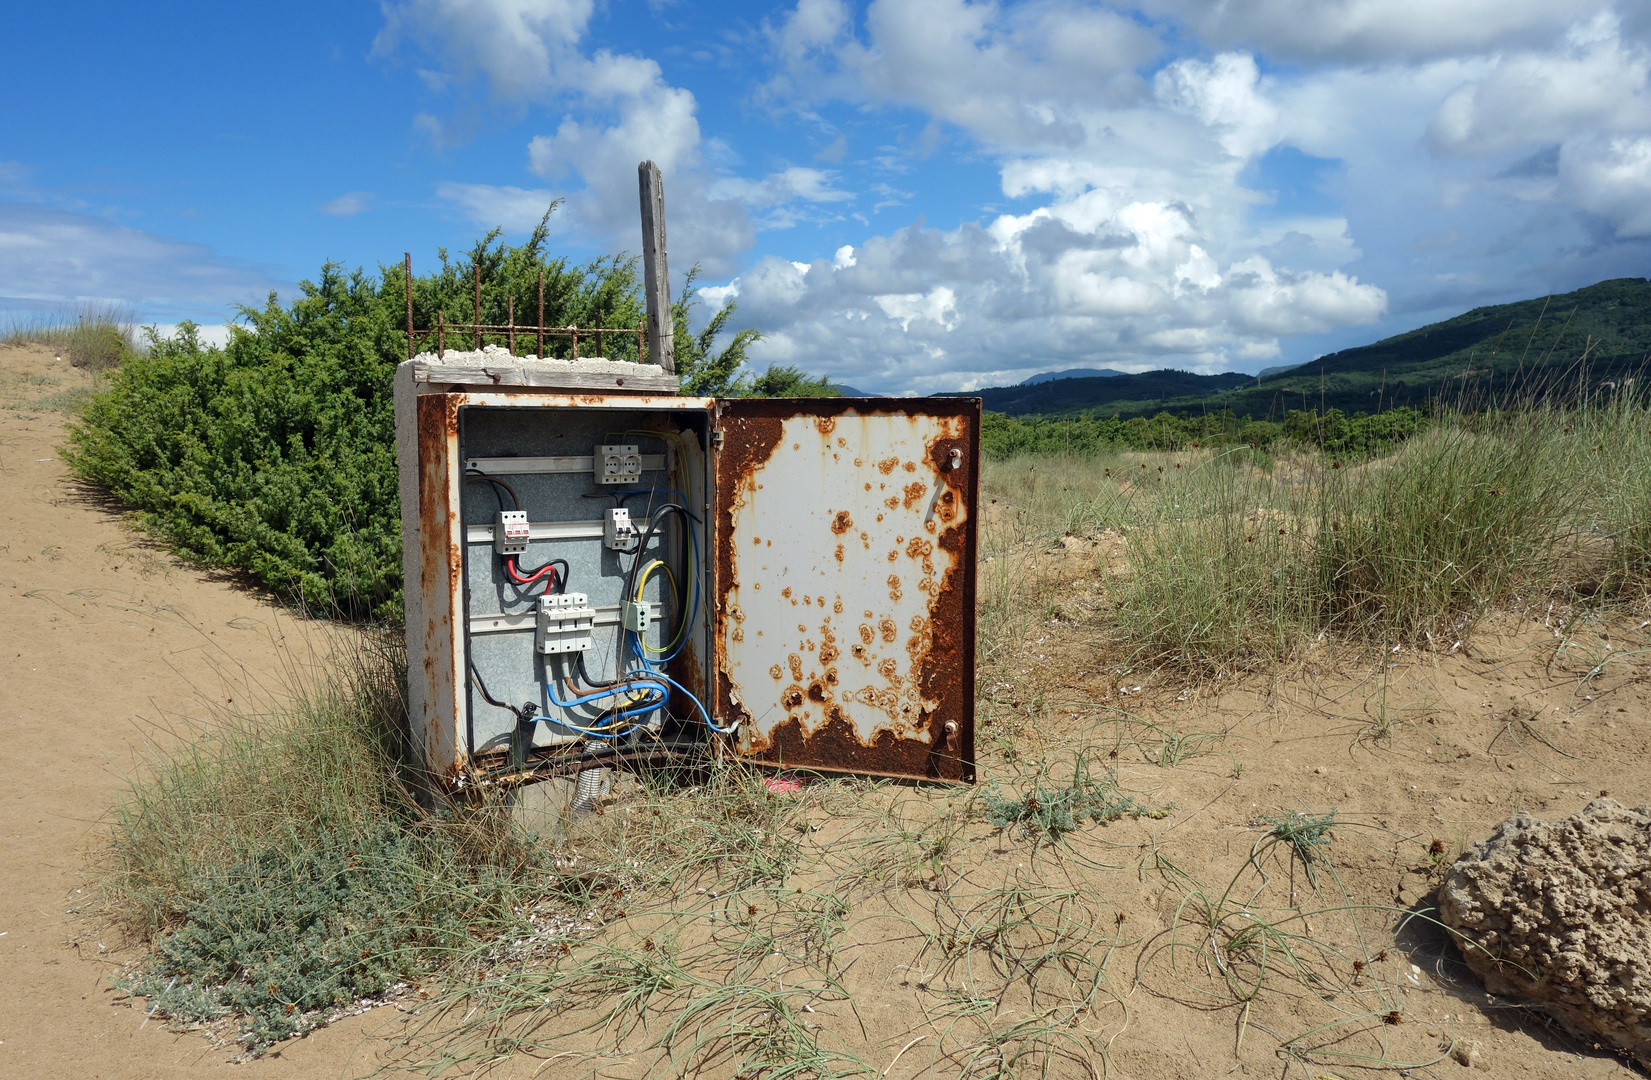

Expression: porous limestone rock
xmin=1437 ymin=798 xmax=1651 ymax=1065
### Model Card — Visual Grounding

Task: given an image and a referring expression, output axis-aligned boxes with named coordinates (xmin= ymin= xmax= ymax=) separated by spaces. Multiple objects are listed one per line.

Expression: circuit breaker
xmin=602 ymin=507 xmax=638 ymax=551
xmin=493 ymin=510 xmax=530 ymax=555
xmin=394 ymin=355 xmax=980 ymax=790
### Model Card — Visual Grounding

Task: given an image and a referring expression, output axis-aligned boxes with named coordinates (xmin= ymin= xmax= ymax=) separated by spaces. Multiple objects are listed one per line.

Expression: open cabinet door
xmin=711 ymin=398 xmax=978 ymax=782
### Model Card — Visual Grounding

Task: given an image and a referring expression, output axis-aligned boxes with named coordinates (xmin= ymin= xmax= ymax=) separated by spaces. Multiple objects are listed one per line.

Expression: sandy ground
xmin=0 ymin=344 xmax=385 ymax=1077
xmin=0 ymin=340 xmax=1646 ymax=1079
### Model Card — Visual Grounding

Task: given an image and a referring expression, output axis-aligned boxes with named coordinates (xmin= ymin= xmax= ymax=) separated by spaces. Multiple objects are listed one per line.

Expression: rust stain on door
xmin=713 ymin=398 xmax=978 ymax=782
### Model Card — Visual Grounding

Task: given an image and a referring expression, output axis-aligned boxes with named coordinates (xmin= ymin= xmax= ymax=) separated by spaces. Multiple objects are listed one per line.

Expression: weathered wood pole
xmin=638 ymin=160 xmax=674 ymax=373
xmin=404 ymin=252 xmax=414 ymax=359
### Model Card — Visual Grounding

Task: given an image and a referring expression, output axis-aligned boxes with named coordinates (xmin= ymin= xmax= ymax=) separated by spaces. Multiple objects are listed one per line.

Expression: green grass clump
xmin=1 ymin=303 xmax=137 ymax=366
xmin=1315 ymin=418 xmax=1585 ymax=638
xmin=980 ymin=752 xmax=1162 ymax=841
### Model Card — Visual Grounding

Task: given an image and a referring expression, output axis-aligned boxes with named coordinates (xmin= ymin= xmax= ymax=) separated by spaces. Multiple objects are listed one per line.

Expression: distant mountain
xmin=1020 ymin=367 xmax=1127 ymax=384
xmin=831 ymin=384 xmax=871 ymax=397
xmin=941 ymin=369 xmax=1254 ymax=415
xmin=1220 ymin=276 xmax=1651 ymax=417
xmin=957 ymin=277 xmax=1651 ymax=419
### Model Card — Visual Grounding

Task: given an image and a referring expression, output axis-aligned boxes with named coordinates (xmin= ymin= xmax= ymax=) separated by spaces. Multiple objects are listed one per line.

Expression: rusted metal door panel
xmin=712 ymin=398 xmax=979 ymax=782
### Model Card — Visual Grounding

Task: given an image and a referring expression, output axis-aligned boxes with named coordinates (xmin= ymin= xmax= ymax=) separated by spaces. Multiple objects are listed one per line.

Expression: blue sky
xmin=3 ymin=0 xmax=1649 ymax=393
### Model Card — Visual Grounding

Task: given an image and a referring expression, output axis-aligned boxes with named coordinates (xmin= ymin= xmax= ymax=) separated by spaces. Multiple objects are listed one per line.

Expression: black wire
xmin=469 ymin=663 xmax=526 ymax=723
xmin=465 ymin=470 xmax=520 ymax=511
xmin=623 ymin=503 xmax=692 ymax=621
xmin=578 ymin=649 xmax=625 ymax=689
xmin=618 ymin=490 xmax=701 ymax=522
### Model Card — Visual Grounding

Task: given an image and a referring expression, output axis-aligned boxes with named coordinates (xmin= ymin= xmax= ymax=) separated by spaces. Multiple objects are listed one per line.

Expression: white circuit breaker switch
xmin=603 ymin=507 xmax=638 ymax=551
xmin=535 ymin=593 xmax=596 ymax=655
xmin=596 ymin=444 xmax=642 ymax=486
xmin=493 ymin=510 xmax=530 ymax=555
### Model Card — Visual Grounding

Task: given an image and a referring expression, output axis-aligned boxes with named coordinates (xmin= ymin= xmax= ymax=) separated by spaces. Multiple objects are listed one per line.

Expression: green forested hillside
xmin=969 ymin=277 xmax=1651 ymax=419
xmin=954 ymin=369 xmax=1251 ymax=414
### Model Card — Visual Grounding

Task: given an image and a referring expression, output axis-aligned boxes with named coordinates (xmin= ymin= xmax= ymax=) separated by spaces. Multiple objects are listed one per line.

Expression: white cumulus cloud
xmin=384 ymin=0 xmax=863 ymax=278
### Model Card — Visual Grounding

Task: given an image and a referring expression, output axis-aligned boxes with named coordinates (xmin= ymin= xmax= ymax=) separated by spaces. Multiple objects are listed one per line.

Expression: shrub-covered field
xmin=981 ymin=405 xmax=1428 ymax=459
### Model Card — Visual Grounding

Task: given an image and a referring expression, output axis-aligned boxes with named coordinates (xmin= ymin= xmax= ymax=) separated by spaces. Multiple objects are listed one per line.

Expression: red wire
xmin=505 ymin=557 xmax=557 ymax=588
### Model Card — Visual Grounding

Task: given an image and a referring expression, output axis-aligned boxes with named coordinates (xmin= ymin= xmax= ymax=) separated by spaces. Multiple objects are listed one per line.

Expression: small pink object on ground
xmin=764 ymin=776 xmax=808 ymax=794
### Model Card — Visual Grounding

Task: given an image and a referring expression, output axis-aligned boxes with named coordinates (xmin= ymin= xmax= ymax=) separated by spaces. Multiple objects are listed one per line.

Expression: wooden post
xmin=507 ymin=296 xmax=515 ymax=356
xmin=404 ymin=253 xmax=414 ymax=360
xmin=473 ymin=264 xmax=481 ymax=351
xmin=638 ymin=160 xmax=674 ymax=373
xmin=537 ymin=271 xmax=545 ymax=359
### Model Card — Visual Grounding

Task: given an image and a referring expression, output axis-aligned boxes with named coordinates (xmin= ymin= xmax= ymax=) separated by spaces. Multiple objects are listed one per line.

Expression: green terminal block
xmin=622 ymin=600 xmax=651 ymax=633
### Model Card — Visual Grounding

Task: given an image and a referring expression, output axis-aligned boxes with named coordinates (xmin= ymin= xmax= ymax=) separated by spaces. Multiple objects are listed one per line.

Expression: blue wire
xmin=629 ymin=636 xmax=734 ymax=734
xmin=543 ymin=678 xmax=668 ymax=710
xmin=538 ymin=664 xmax=668 ymax=739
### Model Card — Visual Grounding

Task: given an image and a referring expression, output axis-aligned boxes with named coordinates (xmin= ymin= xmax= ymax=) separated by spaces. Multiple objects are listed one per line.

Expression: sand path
xmin=0 ymin=344 xmax=384 ymax=1077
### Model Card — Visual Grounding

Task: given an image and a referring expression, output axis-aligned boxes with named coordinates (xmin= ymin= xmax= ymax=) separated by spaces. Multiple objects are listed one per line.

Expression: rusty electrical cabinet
xmin=395 ymin=354 xmax=978 ymax=788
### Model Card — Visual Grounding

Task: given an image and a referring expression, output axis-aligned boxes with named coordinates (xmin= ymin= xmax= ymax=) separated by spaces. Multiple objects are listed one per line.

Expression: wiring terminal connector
xmin=621 ymin=599 xmax=651 ymax=633
xmin=493 ymin=510 xmax=530 ymax=555
xmin=535 ymin=592 xmax=596 ymax=654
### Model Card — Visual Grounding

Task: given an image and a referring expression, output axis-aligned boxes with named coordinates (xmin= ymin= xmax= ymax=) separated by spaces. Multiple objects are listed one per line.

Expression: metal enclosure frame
xmin=396 ymin=358 xmax=980 ymax=786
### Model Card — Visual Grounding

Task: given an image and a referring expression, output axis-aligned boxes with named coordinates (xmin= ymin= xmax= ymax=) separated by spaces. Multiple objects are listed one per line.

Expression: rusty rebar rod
xmin=537 ymin=271 xmax=545 ymax=359
xmin=437 ymin=312 xmax=445 ymax=359
xmin=507 ymin=296 xmax=515 ymax=356
xmin=472 ymin=265 xmax=481 ymax=351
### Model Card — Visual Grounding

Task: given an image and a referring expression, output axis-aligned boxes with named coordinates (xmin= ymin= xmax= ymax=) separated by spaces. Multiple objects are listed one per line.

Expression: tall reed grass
xmin=1 ymin=303 xmax=137 ymax=370
xmin=983 ymin=397 xmax=1651 ymax=674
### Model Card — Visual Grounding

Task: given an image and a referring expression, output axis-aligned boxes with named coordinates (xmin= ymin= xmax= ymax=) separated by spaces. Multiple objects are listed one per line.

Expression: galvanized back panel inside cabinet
xmin=712 ymin=398 xmax=979 ymax=782
xmin=393 ymin=373 xmax=713 ymax=784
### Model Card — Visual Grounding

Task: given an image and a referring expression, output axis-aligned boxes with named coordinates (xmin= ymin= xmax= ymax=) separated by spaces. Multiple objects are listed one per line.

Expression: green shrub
xmin=981 ymin=406 xmax=1428 ymax=460
xmin=62 ymin=217 xmax=830 ymax=619
xmin=64 ymin=219 xmax=642 ymax=620
xmin=116 ymin=823 xmax=484 ymax=1052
